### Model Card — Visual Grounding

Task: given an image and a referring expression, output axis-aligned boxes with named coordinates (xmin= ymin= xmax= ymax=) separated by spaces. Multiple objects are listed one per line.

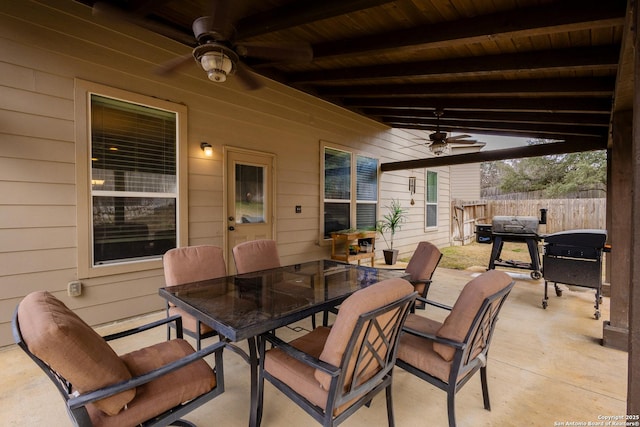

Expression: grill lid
xmin=492 ymin=216 xmax=539 ymax=234
xmin=544 ymin=229 xmax=607 ymax=247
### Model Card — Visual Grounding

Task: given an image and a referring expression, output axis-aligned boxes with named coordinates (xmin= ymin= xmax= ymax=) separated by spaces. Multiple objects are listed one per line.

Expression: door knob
xmin=228 ymin=216 xmax=234 ymax=221
xmin=228 ymin=226 xmax=235 ymax=231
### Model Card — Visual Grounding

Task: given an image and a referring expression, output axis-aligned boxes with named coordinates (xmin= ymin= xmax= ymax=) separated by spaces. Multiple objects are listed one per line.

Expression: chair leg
xmin=447 ymin=388 xmax=457 ymax=427
xmin=257 ymin=338 xmax=266 ymax=427
xmin=385 ymin=383 xmax=395 ymax=427
xmin=480 ymin=366 xmax=491 ymax=411
xmin=195 ymin=322 xmax=202 ymax=351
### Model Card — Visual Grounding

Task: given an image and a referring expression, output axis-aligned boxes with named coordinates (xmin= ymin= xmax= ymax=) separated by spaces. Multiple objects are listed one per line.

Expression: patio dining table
xmin=159 ymin=259 xmax=409 ymax=427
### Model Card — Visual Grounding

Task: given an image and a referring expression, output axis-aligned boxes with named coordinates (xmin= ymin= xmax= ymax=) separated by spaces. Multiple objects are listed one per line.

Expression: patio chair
xmin=232 ymin=239 xmax=281 ymax=274
xmin=232 ymin=239 xmax=319 ymax=329
xmin=12 ymin=291 xmax=224 ymax=427
xmin=163 ymin=245 xmax=227 ymax=350
xmin=404 ymin=241 xmax=442 ymax=310
xmin=395 ymin=270 xmax=515 ymax=427
xmin=257 ymin=277 xmax=417 ymax=427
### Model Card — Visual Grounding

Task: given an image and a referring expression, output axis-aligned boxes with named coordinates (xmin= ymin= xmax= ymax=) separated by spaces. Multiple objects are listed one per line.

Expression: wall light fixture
xmin=201 ymin=142 xmax=213 ymax=157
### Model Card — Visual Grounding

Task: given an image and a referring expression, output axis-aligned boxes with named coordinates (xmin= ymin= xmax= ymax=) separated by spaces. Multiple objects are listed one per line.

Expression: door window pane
xmin=235 ymin=164 xmax=266 ymax=223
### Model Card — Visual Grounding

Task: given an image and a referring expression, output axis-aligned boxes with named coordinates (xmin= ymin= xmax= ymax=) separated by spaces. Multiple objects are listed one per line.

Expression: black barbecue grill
xmin=488 ymin=215 xmax=543 ymax=279
xmin=542 ymin=229 xmax=608 ymax=319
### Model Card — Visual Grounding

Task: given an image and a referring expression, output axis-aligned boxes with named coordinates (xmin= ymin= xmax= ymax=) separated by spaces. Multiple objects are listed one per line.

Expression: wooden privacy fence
xmin=452 ymin=198 xmax=606 ymax=243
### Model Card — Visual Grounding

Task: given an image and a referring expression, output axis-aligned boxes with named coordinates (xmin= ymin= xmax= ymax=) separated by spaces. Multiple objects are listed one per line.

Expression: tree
xmin=481 ymin=139 xmax=606 ymax=198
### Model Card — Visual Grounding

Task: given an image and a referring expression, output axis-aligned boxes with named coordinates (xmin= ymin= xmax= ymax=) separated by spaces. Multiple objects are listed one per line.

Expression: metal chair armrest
xmin=419 ymin=297 xmax=453 ymax=311
xmin=102 ymin=314 xmax=183 ymax=341
xmin=402 ymin=327 xmax=466 ymax=350
xmin=68 ymin=340 xmax=225 ymax=409
xmin=262 ymin=332 xmax=339 ymax=376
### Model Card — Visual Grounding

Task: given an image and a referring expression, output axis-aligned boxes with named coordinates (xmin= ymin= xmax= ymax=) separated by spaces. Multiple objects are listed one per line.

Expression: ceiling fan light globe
xmin=429 ymin=142 xmax=450 ymax=155
xmin=206 ymin=69 xmax=227 ymax=82
xmin=200 ymin=51 xmax=233 ymax=82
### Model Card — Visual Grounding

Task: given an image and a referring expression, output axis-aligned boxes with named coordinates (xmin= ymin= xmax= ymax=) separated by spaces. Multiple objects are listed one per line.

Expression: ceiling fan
xmin=93 ymin=0 xmax=313 ymax=90
xmin=412 ymin=109 xmax=478 ymax=155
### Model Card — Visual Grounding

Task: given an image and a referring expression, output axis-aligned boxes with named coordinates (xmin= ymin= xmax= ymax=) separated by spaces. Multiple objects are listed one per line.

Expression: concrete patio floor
xmin=0 ymin=267 xmax=628 ymax=426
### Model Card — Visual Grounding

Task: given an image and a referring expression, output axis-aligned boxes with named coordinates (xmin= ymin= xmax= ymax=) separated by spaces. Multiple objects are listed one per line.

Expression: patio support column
xmin=629 ymin=0 xmax=640 ymax=412
xmin=603 ymin=110 xmax=632 ymax=352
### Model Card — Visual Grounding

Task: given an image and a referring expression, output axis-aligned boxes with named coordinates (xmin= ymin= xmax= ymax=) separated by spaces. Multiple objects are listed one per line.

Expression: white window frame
xmin=425 ymin=170 xmax=438 ymax=229
xmin=75 ymin=80 xmax=188 ymax=278
xmin=321 ymin=142 xmax=379 ymax=240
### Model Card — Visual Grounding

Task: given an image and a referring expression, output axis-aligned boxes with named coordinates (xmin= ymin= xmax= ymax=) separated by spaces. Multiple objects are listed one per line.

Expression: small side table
xmin=330 ymin=230 xmax=376 ymax=265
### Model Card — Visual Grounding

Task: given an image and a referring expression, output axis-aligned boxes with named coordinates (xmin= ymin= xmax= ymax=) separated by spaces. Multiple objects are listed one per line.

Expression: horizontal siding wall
xmin=450 ymin=163 xmax=481 ymax=200
xmin=0 ymin=0 xmax=450 ymax=345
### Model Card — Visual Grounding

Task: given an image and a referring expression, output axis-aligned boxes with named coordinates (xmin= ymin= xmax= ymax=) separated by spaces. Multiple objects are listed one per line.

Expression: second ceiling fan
xmin=414 ymin=109 xmax=478 ymax=155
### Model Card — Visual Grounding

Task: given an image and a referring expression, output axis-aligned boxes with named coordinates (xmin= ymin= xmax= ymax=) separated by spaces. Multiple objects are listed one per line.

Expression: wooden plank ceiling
xmin=75 ymin=0 xmax=631 ymax=165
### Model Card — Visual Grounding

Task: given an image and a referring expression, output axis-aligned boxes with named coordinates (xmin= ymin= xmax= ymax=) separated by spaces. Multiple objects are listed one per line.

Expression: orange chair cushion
xmin=163 ymin=245 xmax=227 ymax=286
xmin=264 ymin=327 xmax=361 ymax=416
xmin=232 ymin=239 xmax=281 ymax=274
xmin=17 ymin=291 xmax=134 ymax=416
xmin=405 ymin=241 xmax=441 ymax=283
xmin=264 ymin=327 xmax=331 ymax=409
xmin=397 ymin=314 xmax=452 ymax=382
xmin=315 ymin=278 xmax=414 ymax=390
xmin=434 ymin=270 xmax=512 ymax=361
xmin=87 ymin=339 xmax=216 ymax=427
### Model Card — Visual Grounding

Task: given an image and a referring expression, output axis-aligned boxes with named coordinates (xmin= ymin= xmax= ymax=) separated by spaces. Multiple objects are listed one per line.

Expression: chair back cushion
xmin=434 ymin=270 xmax=513 ymax=361
xmin=163 ymin=245 xmax=227 ymax=286
xmin=232 ymin=239 xmax=281 ymax=274
xmin=315 ymin=278 xmax=414 ymax=390
xmin=405 ymin=241 xmax=441 ymax=282
xmin=17 ymin=291 xmax=135 ymax=416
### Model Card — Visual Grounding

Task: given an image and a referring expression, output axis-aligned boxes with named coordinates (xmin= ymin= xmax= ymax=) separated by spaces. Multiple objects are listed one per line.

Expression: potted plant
xmin=376 ymin=199 xmax=407 ymax=265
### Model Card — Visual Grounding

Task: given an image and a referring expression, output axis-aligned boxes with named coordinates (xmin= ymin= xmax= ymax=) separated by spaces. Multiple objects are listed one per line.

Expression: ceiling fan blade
xmin=446 ymin=134 xmax=472 ymax=141
xmin=235 ymin=62 xmax=263 ymax=90
xmin=449 ymin=139 xmax=478 ymax=144
xmin=406 ymin=141 xmax=432 ymax=149
xmin=154 ymin=53 xmax=195 ymax=76
xmin=235 ymin=42 xmax=313 ymax=63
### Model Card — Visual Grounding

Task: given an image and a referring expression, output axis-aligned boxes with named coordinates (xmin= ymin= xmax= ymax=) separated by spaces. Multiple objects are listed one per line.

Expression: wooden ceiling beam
xmin=235 ymin=0 xmax=396 ymax=39
xmin=381 ymin=138 xmax=608 ymax=172
xmin=313 ymin=0 xmax=626 ymax=59
xmin=316 ymin=77 xmax=616 ymax=98
xmin=345 ymin=97 xmax=613 ymax=113
xmin=290 ymin=46 xmax=619 ymax=84
xmin=385 ymin=119 xmax=607 ymax=138
xmin=364 ymin=109 xmax=611 ymax=127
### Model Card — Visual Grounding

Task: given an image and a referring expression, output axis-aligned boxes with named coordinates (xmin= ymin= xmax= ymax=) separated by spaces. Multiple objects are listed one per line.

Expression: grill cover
xmin=492 ymin=216 xmax=539 ymax=234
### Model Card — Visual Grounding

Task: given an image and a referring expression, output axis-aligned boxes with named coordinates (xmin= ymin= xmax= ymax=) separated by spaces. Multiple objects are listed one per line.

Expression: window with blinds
xmin=355 ymin=155 xmax=378 ymax=230
xmin=425 ymin=170 xmax=438 ymax=228
xmin=323 ymin=145 xmax=378 ymax=239
xmin=90 ymin=94 xmax=178 ymax=265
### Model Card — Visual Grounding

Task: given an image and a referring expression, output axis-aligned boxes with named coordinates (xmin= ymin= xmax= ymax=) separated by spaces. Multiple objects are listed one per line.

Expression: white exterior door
xmin=225 ymin=148 xmax=275 ymax=273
